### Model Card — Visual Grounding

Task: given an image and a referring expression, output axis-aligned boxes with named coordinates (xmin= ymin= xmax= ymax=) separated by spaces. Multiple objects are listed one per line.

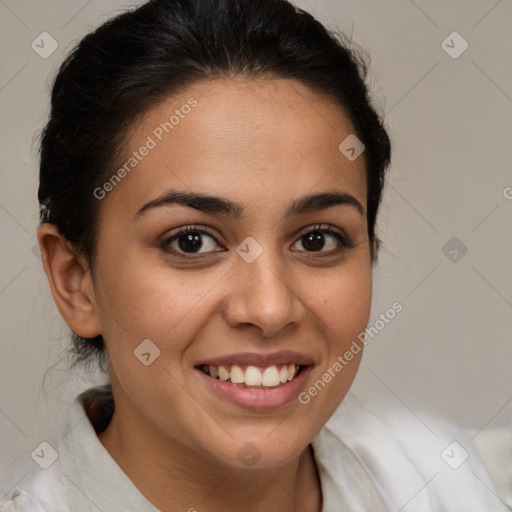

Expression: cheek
xmin=309 ymin=262 xmax=372 ymax=343
xmin=301 ymin=269 xmax=372 ymax=408
xmin=284 ymin=265 xmax=371 ymax=437
xmin=306 ymin=263 xmax=371 ymax=389
xmin=94 ymin=254 xmax=224 ymax=355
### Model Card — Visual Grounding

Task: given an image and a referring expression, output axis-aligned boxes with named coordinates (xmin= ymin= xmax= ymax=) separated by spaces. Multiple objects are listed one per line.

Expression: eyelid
xmin=295 ymin=223 xmax=350 ymax=241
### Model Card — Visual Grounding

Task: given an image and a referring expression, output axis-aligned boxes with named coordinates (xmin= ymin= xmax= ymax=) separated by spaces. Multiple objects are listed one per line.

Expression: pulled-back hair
xmin=38 ymin=0 xmax=391 ymax=372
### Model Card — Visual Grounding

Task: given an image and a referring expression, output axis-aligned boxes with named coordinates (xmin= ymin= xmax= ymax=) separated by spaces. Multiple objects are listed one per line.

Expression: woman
xmin=1 ymin=0 xmax=506 ymax=510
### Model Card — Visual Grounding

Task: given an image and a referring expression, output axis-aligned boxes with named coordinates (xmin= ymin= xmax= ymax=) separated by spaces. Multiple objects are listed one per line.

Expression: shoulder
xmin=0 ymin=385 xmax=113 ymax=512
xmin=325 ymin=393 xmax=510 ymax=511
xmin=1 ymin=456 xmax=70 ymax=512
xmin=0 ymin=489 xmax=48 ymax=512
xmin=468 ymin=424 xmax=512 ymax=510
xmin=1 ymin=384 xmax=113 ymax=512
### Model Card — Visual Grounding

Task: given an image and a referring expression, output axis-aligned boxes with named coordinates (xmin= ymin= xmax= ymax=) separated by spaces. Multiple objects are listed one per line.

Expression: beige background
xmin=1 ymin=0 xmax=511 ymax=495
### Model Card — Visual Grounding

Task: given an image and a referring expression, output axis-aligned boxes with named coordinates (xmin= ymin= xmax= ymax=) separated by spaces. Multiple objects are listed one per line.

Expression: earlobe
xmin=37 ymin=223 xmax=101 ymax=339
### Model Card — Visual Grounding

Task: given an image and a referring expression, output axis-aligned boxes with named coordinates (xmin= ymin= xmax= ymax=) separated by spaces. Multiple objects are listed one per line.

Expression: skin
xmin=38 ymin=76 xmax=374 ymax=512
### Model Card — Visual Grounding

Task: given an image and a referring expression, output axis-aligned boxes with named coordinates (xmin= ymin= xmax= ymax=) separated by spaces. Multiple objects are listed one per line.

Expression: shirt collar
xmin=58 ymin=385 xmax=385 ymax=511
xmin=58 ymin=385 xmax=158 ymax=511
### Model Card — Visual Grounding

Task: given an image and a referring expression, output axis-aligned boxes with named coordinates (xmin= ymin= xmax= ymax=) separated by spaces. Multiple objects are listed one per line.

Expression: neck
xmin=97 ymin=399 xmax=322 ymax=512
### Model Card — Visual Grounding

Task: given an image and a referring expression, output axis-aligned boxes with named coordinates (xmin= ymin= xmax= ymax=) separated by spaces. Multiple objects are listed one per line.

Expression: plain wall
xmin=1 ymin=0 xmax=511 ymax=493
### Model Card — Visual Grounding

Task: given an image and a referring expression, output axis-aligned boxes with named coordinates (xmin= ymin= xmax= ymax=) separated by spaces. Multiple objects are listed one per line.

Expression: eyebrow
xmin=134 ymin=189 xmax=365 ymax=220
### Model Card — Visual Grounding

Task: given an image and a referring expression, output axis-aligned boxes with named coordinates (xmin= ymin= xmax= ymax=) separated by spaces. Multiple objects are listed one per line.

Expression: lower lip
xmin=194 ymin=365 xmax=313 ymax=410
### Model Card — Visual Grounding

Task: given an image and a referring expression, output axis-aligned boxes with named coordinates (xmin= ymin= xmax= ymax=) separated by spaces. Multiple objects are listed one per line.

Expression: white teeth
xmin=230 ymin=364 xmax=245 ymax=384
xmin=219 ymin=365 xmax=230 ymax=381
xmin=204 ymin=363 xmax=302 ymax=387
xmin=245 ymin=366 xmax=262 ymax=386
xmin=262 ymin=366 xmax=281 ymax=387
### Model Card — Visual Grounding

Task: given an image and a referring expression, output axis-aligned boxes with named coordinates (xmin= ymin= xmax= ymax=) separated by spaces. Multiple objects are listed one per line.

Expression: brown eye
xmin=291 ymin=225 xmax=353 ymax=255
xmin=177 ymin=232 xmax=203 ymax=253
xmin=160 ymin=226 xmax=223 ymax=256
xmin=300 ymin=231 xmax=327 ymax=251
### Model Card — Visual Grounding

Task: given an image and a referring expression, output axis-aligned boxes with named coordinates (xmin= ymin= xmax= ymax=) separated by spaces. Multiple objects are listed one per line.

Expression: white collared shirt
xmin=1 ymin=386 xmax=509 ymax=511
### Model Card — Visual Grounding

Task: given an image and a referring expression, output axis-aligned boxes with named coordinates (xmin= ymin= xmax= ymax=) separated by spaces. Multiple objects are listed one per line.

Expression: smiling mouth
xmin=195 ymin=363 xmax=305 ymax=388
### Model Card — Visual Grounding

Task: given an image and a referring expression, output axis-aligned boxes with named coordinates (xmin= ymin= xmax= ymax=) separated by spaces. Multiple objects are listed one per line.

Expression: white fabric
xmin=467 ymin=426 xmax=512 ymax=510
xmin=1 ymin=387 xmax=509 ymax=511
xmin=326 ymin=395 xmax=511 ymax=511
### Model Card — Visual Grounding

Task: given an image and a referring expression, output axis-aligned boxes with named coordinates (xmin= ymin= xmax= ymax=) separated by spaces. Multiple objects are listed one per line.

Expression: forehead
xmin=99 ymin=77 xmax=367 ymax=221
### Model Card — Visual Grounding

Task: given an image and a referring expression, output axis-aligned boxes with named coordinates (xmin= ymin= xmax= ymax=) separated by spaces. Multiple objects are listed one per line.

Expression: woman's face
xmin=89 ymin=77 xmax=372 ymax=468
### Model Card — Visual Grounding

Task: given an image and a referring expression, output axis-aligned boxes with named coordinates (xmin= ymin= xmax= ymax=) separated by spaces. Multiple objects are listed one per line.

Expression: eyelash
xmin=159 ymin=224 xmax=354 ymax=259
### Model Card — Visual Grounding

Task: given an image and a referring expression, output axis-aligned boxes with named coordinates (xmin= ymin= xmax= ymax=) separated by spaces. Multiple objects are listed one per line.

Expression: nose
xmin=221 ymin=247 xmax=305 ymax=338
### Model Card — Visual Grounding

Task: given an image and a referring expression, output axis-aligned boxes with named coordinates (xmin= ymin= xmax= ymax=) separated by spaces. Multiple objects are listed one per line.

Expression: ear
xmin=37 ymin=223 xmax=101 ymax=339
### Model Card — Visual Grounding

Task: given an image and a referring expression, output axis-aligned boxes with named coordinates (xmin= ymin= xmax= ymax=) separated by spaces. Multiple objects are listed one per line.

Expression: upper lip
xmin=194 ymin=350 xmax=314 ymax=367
